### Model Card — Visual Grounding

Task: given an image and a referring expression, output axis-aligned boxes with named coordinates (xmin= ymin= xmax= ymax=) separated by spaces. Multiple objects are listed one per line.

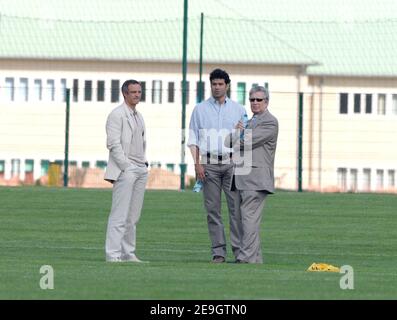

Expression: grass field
xmin=0 ymin=186 xmax=396 ymax=300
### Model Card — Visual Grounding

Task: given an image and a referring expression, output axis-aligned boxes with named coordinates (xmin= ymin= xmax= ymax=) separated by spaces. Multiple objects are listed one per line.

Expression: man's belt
xmin=206 ymin=152 xmax=232 ymax=161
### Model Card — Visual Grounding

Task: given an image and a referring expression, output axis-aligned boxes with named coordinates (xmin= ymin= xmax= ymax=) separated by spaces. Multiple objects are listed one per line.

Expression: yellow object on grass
xmin=307 ymin=263 xmax=340 ymax=272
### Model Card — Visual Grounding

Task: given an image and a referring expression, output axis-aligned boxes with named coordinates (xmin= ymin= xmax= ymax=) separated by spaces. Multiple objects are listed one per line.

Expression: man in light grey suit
xmin=226 ymin=85 xmax=278 ymax=263
xmin=104 ymin=79 xmax=148 ymax=263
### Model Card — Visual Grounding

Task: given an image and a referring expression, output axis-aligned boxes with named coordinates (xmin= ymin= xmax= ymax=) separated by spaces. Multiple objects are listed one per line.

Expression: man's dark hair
xmin=121 ymin=79 xmax=141 ymax=96
xmin=209 ymin=68 xmax=231 ymax=84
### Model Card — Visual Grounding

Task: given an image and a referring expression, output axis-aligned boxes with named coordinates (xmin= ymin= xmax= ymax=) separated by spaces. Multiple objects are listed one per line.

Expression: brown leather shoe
xmin=212 ymin=255 xmax=225 ymax=263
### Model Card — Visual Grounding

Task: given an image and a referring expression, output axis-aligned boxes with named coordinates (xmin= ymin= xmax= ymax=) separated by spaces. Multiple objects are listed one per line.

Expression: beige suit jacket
xmin=226 ymin=109 xmax=278 ymax=193
xmin=104 ymin=102 xmax=146 ymax=182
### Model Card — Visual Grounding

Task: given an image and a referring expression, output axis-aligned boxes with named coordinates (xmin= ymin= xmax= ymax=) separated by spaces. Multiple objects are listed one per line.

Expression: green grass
xmin=0 ymin=186 xmax=396 ymax=299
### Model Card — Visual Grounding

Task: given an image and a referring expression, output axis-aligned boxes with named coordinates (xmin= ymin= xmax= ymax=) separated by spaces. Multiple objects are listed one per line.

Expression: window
xmin=69 ymin=161 xmax=77 ymax=167
xmin=168 ymin=82 xmax=175 ymax=103
xmin=73 ymin=79 xmax=79 ymax=102
xmin=166 ymin=163 xmax=175 ymax=172
xmin=82 ymin=161 xmax=90 ymax=168
xmin=237 ymin=82 xmax=246 ymax=105
xmin=11 ymin=159 xmax=20 ymax=177
xmin=350 ymin=169 xmax=358 ymax=192
xmin=84 ymin=80 xmax=92 ymax=101
xmin=25 ymin=159 xmax=34 ymax=172
xmin=337 ymin=168 xmax=347 ymax=191
xmin=196 ymin=81 xmax=205 ymax=103
xmin=252 ymin=83 xmax=258 ymax=88
xmin=152 ymin=80 xmax=162 ymax=104
xmin=19 ymin=78 xmax=28 ymax=101
xmin=60 ymin=79 xmax=67 ymax=102
xmin=388 ymin=170 xmax=395 ymax=188
xmin=0 ymin=160 xmax=5 ymax=179
xmin=392 ymin=94 xmax=397 ymax=115
xmin=376 ymin=169 xmax=384 ymax=190
xmin=226 ymin=85 xmax=231 ymax=98
xmin=365 ymin=94 xmax=372 ymax=114
xmin=363 ymin=168 xmax=371 ymax=191
xmin=41 ymin=160 xmax=49 ymax=176
xmin=377 ymin=94 xmax=386 ymax=115
xmin=96 ymin=160 xmax=107 ymax=169
xmin=354 ymin=94 xmax=361 ymax=113
xmin=46 ymin=79 xmax=55 ymax=101
xmin=111 ymin=80 xmax=120 ymax=103
xmin=140 ymin=81 xmax=146 ymax=102
xmin=181 ymin=81 xmax=190 ymax=104
xmin=5 ymin=78 xmax=15 ymax=101
xmin=339 ymin=93 xmax=348 ymax=114
xmin=33 ymin=79 xmax=42 ymax=101
xmin=264 ymin=82 xmax=269 ymax=89
xmin=97 ymin=80 xmax=105 ymax=102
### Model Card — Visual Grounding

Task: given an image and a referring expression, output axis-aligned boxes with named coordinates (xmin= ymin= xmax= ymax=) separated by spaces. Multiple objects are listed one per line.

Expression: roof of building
xmin=1 ymin=0 xmax=397 ymax=77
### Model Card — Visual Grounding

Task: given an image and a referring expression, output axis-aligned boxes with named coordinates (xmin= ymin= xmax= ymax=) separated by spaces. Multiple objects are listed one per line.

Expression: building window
xmin=388 ymin=170 xmax=395 ymax=188
xmin=84 ymin=80 xmax=92 ymax=101
xmin=69 ymin=161 xmax=77 ymax=167
xmin=96 ymin=160 xmax=107 ymax=169
xmin=97 ymin=80 xmax=105 ymax=102
xmin=11 ymin=159 xmax=20 ymax=177
xmin=152 ymin=80 xmax=162 ymax=104
xmin=73 ymin=79 xmax=79 ymax=102
xmin=19 ymin=78 xmax=28 ymax=101
xmin=60 ymin=79 xmax=67 ymax=102
xmin=363 ymin=168 xmax=371 ymax=191
xmin=226 ymin=85 xmax=231 ymax=98
xmin=181 ymin=81 xmax=190 ymax=105
xmin=339 ymin=93 xmax=348 ymax=114
xmin=5 ymin=77 xmax=15 ymax=101
xmin=33 ymin=79 xmax=42 ymax=101
xmin=139 ymin=81 xmax=146 ymax=102
xmin=82 ymin=161 xmax=90 ymax=168
xmin=354 ymin=94 xmax=361 ymax=113
xmin=377 ymin=94 xmax=386 ymax=115
xmin=168 ymin=82 xmax=175 ymax=103
xmin=237 ymin=82 xmax=246 ymax=105
xmin=41 ymin=160 xmax=49 ymax=176
xmin=111 ymin=80 xmax=120 ymax=103
xmin=392 ymin=94 xmax=397 ymax=115
xmin=196 ymin=81 xmax=205 ymax=103
xmin=365 ymin=94 xmax=372 ymax=114
xmin=0 ymin=160 xmax=5 ymax=179
xmin=264 ymin=82 xmax=269 ymax=89
xmin=376 ymin=169 xmax=384 ymax=190
xmin=350 ymin=169 xmax=358 ymax=192
xmin=337 ymin=168 xmax=347 ymax=191
xmin=46 ymin=79 xmax=55 ymax=101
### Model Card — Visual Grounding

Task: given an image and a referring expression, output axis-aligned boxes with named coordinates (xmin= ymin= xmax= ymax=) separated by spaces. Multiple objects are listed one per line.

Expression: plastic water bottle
xmin=240 ymin=113 xmax=248 ymax=139
xmin=193 ymin=180 xmax=203 ymax=192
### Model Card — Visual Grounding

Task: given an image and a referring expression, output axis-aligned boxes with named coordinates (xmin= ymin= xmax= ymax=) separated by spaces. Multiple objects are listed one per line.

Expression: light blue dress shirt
xmin=188 ymin=96 xmax=246 ymax=156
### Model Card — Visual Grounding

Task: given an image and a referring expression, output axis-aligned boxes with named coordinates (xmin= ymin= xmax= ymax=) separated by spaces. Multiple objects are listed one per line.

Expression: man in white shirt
xmin=188 ymin=69 xmax=247 ymax=263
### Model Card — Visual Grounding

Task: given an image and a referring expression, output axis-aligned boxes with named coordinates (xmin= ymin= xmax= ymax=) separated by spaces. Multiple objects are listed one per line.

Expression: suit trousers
xmin=202 ymin=163 xmax=242 ymax=259
xmin=236 ymin=190 xmax=268 ymax=263
xmin=105 ymin=164 xmax=148 ymax=260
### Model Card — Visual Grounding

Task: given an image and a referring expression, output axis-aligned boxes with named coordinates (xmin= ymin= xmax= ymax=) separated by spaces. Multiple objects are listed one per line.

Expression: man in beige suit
xmin=104 ymin=79 xmax=148 ymax=263
xmin=226 ymin=85 xmax=278 ymax=263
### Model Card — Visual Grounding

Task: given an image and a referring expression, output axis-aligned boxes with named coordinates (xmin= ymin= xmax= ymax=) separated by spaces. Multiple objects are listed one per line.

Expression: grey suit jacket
xmin=226 ymin=109 xmax=278 ymax=193
xmin=104 ymin=102 xmax=146 ymax=182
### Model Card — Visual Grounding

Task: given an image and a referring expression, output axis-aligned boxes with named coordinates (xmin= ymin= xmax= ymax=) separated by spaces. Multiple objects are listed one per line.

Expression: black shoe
xmin=235 ymin=259 xmax=248 ymax=263
xmin=212 ymin=255 xmax=225 ymax=263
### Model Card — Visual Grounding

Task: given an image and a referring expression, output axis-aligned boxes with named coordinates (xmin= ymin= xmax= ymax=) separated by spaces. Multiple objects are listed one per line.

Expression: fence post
xmin=298 ymin=92 xmax=303 ymax=192
xmin=63 ymin=88 xmax=70 ymax=187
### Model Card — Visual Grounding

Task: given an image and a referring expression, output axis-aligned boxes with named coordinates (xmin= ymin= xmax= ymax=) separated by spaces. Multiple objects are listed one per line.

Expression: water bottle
xmin=240 ymin=113 xmax=248 ymax=139
xmin=193 ymin=180 xmax=203 ymax=192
